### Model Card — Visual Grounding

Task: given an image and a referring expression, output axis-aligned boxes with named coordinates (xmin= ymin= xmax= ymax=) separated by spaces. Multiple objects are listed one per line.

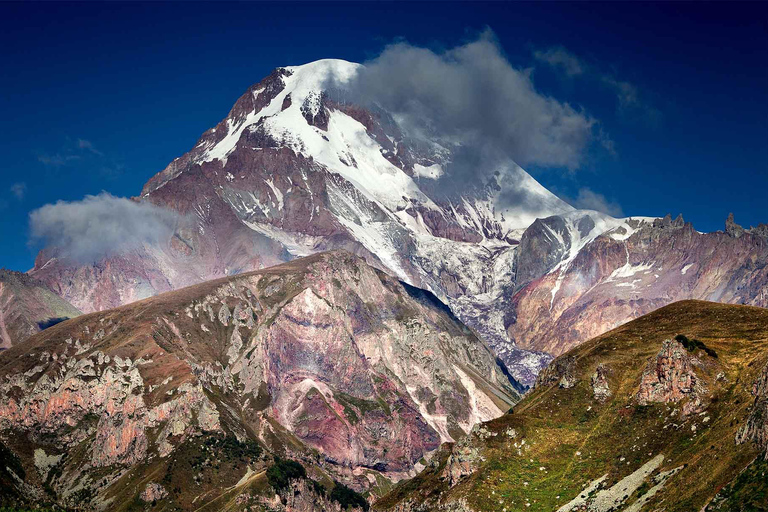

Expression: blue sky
xmin=1 ymin=1 xmax=766 ymax=271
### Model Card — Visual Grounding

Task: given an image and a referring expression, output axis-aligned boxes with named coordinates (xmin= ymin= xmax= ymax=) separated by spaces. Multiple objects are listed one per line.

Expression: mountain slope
xmin=375 ymin=300 xmax=768 ymax=512
xmin=0 ymin=269 xmax=81 ymax=349
xmin=0 ymin=250 xmax=518 ymax=510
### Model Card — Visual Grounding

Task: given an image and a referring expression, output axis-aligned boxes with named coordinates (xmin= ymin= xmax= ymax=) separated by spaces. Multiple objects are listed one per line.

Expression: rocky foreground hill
xmin=374 ymin=300 xmax=768 ymax=512
xmin=27 ymin=59 xmax=768 ymax=387
xmin=0 ymin=251 xmax=518 ymax=511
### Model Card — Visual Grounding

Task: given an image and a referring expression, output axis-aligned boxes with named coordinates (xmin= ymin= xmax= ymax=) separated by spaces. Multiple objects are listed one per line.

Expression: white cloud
xmin=340 ymin=30 xmax=598 ymax=176
xmin=29 ymin=192 xmax=180 ymax=263
xmin=38 ymin=153 xmax=80 ymax=167
xmin=570 ymin=187 xmax=624 ymax=217
xmin=533 ymin=47 xmax=584 ymax=76
xmin=77 ymin=138 xmax=103 ymax=156
xmin=10 ymin=182 xmax=26 ymax=200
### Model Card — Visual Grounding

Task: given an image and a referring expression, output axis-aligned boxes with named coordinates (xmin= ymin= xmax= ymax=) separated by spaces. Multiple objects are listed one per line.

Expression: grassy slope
xmin=377 ymin=300 xmax=768 ymax=511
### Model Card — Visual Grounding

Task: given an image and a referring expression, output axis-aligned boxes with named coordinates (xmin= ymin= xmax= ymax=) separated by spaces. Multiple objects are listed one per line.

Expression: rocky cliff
xmin=506 ymin=213 xmax=768 ymax=357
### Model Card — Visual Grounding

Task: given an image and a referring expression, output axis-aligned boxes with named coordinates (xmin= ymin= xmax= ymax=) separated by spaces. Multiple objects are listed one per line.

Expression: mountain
xmin=374 ymin=300 xmax=768 ymax=512
xmin=0 ymin=251 xmax=518 ymax=510
xmin=505 ymin=212 xmax=768 ymax=357
xmin=0 ymin=269 xmax=81 ymax=350
xmin=28 ymin=59 xmax=768 ymax=386
xmin=26 ymin=59 xmax=572 ymax=385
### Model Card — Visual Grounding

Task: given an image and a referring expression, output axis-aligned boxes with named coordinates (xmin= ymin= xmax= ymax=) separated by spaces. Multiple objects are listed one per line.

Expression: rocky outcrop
xmin=0 ymin=348 xmax=221 ymax=467
xmin=440 ymin=424 xmax=498 ymax=486
xmin=725 ymin=213 xmax=745 ymax=238
xmin=249 ymin=479 xmax=366 ymax=512
xmin=736 ymin=362 xmax=768 ymax=457
xmin=515 ymin=216 xmax=571 ymax=289
xmin=591 ymin=363 xmax=611 ymax=401
xmin=637 ymin=339 xmax=705 ymax=415
xmin=535 ymin=354 xmax=577 ymax=389
xmin=139 ymin=483 xmax=168 ymax=503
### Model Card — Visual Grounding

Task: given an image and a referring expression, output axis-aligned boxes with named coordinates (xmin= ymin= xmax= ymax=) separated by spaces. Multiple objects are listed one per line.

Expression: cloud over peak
xmin=564 ymin=187 xmax=624 ymax=217
xmin=337 ymin=31 xmax=600 ymax=182
xmin=29 ymin=192 xmax=180 ymax=264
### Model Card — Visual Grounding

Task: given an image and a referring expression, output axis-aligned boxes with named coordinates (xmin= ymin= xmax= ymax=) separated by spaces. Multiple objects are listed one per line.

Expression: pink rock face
xmin=0 ymin=251 xmax=517 ymax=504
xmin=253 ymin=254 xmax=514 ymax=472
xmin=636 ymin=339 xmax=702 ymax=408
xmin=140 ymin=483 xmax=168 ymax=503
xmin=509 ymin=217 xmax=768 ymax=357
xmin=0 ymin=347 xmax=222 ymax=469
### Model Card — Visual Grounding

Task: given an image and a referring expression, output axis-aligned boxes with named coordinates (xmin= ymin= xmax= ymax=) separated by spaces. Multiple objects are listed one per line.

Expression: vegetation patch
xmin=266 ymin=457 xmax=306 ymax=490
xmin=331 ymin=481 xmax=369 ymax=511
xmin=707 ymin=456 xmax=768 ymax=510
xmin=675 ymin=334 xmax=718 ymax=358
xmin=336 ymin=392 xmax=391 ymax=424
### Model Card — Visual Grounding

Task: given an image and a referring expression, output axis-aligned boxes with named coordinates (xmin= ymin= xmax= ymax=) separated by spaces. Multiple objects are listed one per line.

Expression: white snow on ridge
xmin=607 ymin=260 xmax=656 ymax=281
xmin=548 ymin=211 xmax=626 ymax=308
xmin=413 ymin=163 xmax=444 ymax=180
xmin=202 ymin=59 xmax=573 ymax=239
xmin=547 ymin=214 xmax=660 ymax=308
xmin=193 ymin=59 xmax=669 ymax=347
xmin=265 ymin=178 xmax=284 ymax=210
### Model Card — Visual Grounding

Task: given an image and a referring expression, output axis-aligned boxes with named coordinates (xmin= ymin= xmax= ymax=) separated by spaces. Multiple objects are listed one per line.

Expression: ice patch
xmin=413 ymin=163 xmax=444 ymax=180
xmin=265 ymin=178 xmax=284 ymax=210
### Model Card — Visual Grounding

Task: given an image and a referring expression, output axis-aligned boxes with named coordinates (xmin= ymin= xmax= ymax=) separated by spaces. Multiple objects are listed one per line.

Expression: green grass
xmin=707 ymin=456 xmax=768 ymax=510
